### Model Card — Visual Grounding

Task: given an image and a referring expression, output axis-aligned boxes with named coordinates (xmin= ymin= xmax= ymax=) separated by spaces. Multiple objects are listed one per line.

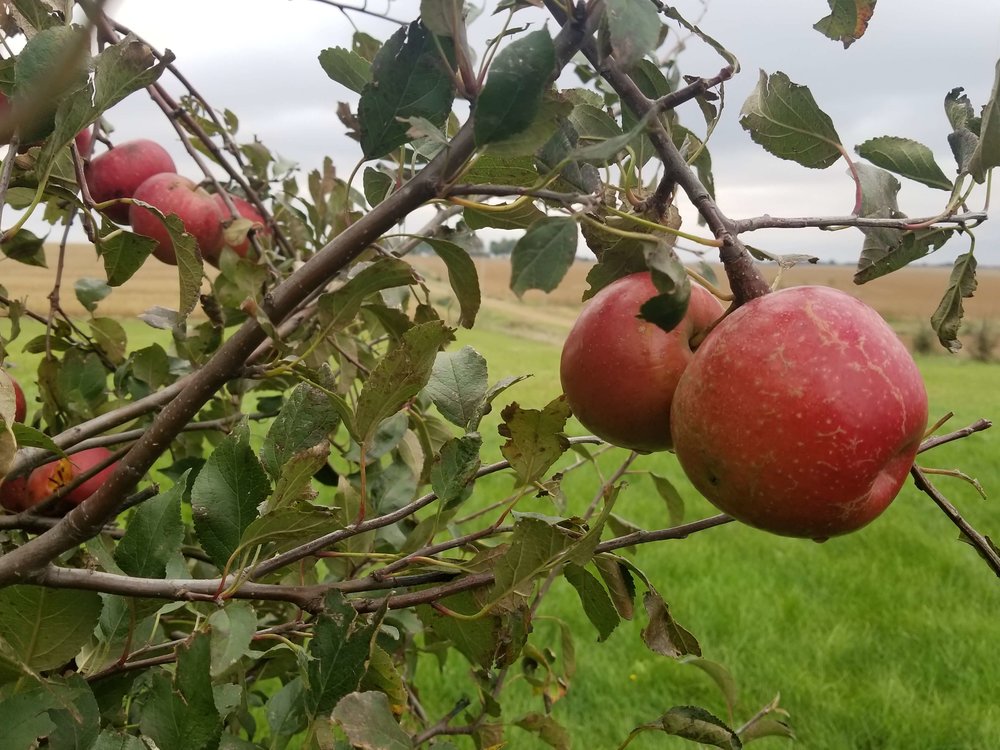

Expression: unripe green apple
xmin=85 ymin=139 xmax=176 ymax=224
xmin=671 ymin=286 xmax=928 ymax=539
xmin=560 ymin=272 xmax=724 ymax=453
xmin=130 ymin=173 xmax=225 ymax=265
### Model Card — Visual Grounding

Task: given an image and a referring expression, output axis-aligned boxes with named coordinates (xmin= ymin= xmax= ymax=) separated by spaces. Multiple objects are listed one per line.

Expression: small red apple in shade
xmin=85 ymin=139 xmax=176 ymax=224
xmin=130 ymin=173 xmax=225 ymax=265
xmin=209 ymin=192 xmax=269 ymax=264
xmin=0 ymin=475 xmax=32 ymax=513
xmin=670 ymin=286 xmax=929 ymax=540
xmin=27 ymin=446 xmax=118 ymax=506
xmin=0 ymin=369 xmax=26 ymax=423
xmin=560 ymin=273 xmax=723 ymax=453
xmin=74 ymin=128 xmax=93 ymax=159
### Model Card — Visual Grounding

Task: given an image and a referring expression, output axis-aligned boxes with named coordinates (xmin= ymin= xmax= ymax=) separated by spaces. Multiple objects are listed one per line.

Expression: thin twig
xmin=918 ymin=418 xmax=992 ymax=454
xmin=733 ymin=211 xmax=987 ymax=233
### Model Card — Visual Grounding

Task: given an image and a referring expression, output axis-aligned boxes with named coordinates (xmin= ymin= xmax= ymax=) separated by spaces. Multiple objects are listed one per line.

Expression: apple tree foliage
xmin=0 ymin=1 xmax=995 ymax=748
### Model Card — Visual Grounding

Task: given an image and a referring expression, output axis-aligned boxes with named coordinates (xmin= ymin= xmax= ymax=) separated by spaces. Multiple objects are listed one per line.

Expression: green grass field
xmin=4 ymin=309 xmax=998 ymax=749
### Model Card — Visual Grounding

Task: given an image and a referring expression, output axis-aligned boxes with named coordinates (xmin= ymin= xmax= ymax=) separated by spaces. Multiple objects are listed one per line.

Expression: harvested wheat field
xmin=1 ymin=245 xmax=996 ymax=342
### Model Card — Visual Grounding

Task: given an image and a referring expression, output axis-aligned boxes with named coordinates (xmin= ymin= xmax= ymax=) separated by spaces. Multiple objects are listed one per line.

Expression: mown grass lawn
xmin=4 ymin=312 xmax=998 ymax=749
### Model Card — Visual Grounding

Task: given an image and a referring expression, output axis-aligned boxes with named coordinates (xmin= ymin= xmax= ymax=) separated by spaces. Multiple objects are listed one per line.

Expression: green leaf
xmin=90 ymin=730 xmax=147 ymax=750
xmin=318 ymin=46 xmax=372 ymax=94
xmin=931 ymin=251 xmax=977 ymax=353
xmin=74 ymin=277 xmax=111 ymax=313
xmin=317 ymin=257 xmax=417 ymax=331
xmin=603 ymin=0 xmax=662 ymax=70
xmin=425 ymin=346 xmax=488 ymax=428
xmin=1 ymin=228 xmax=47 ymax=267
xmin=358 ymin=21 xmax=456 ymax=159
xmin=333 ymin=692 xmax=414 ymax=750
xmin=486 ymin=93 xmax=572 ymax=157
xmin=265 ymin=678 xmax=308 ymax=746
xmin=13 ymin=26 xmax=89 ymax=142
xmin=969 ymin=58 xmax=1000 ymax=182
xmin=208 ymin=602 xmax=257 ymax=677
xmin=680 ymin=657 xmax=739 ymax=725
xmin=99 ymin=230 xmax=157 ymax=286
xmin=653 ymin=705 xmax=742 ymax=749
xmin=422 ymin=238 xmax=481 ymax=328
xmin=11 ymin=422 xmax=63 ymax=457
xmin=261 ymin=382 xmax=340 ymax=479
xmin=945 ymin=87 xmax=979 ymax=175
xmin=420 ymin=0 xmax=464 ymax=37
xmin=641 ymin=590 xmax=701 ymax=658
xmin=191 ymin=424 xmax=271 ymax=570
xmin=239 ymin=504 xmax=341 ymax=560
xmin=430 ymin=433 xmax=483 ymax=508
xmin=462 ymin=153 xmax=540 ymax=187
xmin=47 ymin=675 xmax=101 ymax=750
xmin=571 ymin=108 xmax=655 ymax=165
xmin=855 ymin=136 xmax=952 ymax=190
xmin=488 ymin=516 xmax=571 ymax=603
xmin=363 ymin=166 xmax=394 ymax=206
xmin=650 ymin=473 xmax=685 ymax=527
xmin=0 ymin=687 xmax=60 ymax=749
xmin=306 ymin=591 xmax=383 ymax=717
xmin=594 ymin=556 xmax=636 ymax=620
xmin=417 ymin=589 xmax=528 ymax=669
xmin=498 ymin=396 xmax=571 ymax=485
xmin=739 ymin=70 xmax=842 ymax=169
xmin=114 ymin=478 xmax=185 ymax=579
xmin=354 ymin=321 xmax=454 ymax=443
xmin=90 ymin=317 xmax=127 ymax=365
xmin=639 ymin=240 xmax=691 ymax=333
xmin=510 ymin=217 xmax=578 ymax=297
xmin=0 ymin=586 xmax=102 ymax=675
xmin=563 ymin=564 xmax=620 ymax=641
xmin=475 ymin=29 xmax=555 ymax=146
xmin=464 ymin=200 xmax=545 ymax=230
xmin=7 ymin=0 xmax=60 ymax=32
xmin=515 ymin=713 xmax=571 ymax=750
xmin=813 ymin=0 xmax=877 ymax=48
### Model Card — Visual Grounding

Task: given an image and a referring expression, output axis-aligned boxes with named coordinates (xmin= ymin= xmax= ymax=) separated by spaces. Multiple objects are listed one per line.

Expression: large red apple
xmin=0 ymin=369 xmax=26 ymax=423
xmin=560 ymin=273 xmax=724 ymax=453
xmin=85 ymin=139 xmax=176 ymax=224
xmin=670 ymin=286 xmax=928 ymax=540
xmin=209 ymin=192 xmax=269 ymax=264
xmin=130 ymin=173 xmax=225 ymax=265
xmin=27 ymin=446 xmax=118 ymax=506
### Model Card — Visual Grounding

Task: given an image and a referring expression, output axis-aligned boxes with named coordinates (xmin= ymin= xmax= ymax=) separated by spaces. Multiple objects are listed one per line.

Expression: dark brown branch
xmin=910 ymin=466 xmax=1000 ymax=577
xmin=918 ymin=418 xmax=992 ymax=454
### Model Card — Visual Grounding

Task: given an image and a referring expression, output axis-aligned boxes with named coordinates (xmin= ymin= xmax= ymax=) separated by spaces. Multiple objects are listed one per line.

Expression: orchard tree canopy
xmin=0 ymin=1 xmax=996 ymax=749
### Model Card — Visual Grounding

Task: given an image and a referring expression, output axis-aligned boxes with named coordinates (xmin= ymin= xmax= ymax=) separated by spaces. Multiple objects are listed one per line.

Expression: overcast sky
xmin=80 ymin=0 xmax=1000 ymax=266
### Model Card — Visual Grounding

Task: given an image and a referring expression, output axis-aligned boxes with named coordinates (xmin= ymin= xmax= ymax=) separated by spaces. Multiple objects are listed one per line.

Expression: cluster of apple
xmin=560 ymin=272 xmax=929 ymax=541
xmin=84 ymin=138 xmax=268 ymax=265
xmin=0 ymin=372 xmax=117 ymax=513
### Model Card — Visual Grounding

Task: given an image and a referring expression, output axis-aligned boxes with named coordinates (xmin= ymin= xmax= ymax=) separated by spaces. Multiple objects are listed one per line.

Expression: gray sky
xmin=76 ymin=1 xmax=1000 ymax=265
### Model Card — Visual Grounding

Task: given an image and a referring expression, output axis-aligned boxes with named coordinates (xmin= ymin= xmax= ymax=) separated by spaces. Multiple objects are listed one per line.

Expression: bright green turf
xmin=5 ymin=315 xmax=998 ymax=749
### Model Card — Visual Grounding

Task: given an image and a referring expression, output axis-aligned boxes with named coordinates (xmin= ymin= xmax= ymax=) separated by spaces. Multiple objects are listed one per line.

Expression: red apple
xmin=0 ymin=475 xmax=31 ymax=513
xmin=209 ymin=192 xmax=269 ymax=264
xmin=85 ymin=139 xmax=176 ymax=224
xmin=560 ymin=273 xmax=724 ymax=453
xmin=130 ymin=173 xmax=225 ymax=265
xmin=0 ymin=369 xmax=26 ymax=423
xmin=670 ymin=286 xmax=928 ymax=540
xmin=27 ymin=446 xmax=118 ymax=506
xmin=74 ymin=128 xmax=93 ymax=159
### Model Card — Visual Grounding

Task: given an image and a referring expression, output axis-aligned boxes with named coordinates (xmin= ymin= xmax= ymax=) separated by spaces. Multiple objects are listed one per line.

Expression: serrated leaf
xmin=306 ymin=592 xmax=383 ymax=717
xmin=0 ymin=586 xmax=102 ymax=674
xmin=475 ymin=29 xmax=555 ymax=146
xmin=318 ymin=257 xmax=417 ymax=331
xmin=265 ymin=678 xmax=308 ymax=745
xmin=488 ymin=516 xmax=570 ymax=603
xmin=655 ymin=705 xmax=742 ymax=749
xmin=462 ymin=153 xmax=540 ymax=186
xmin=318 ymin=46 xmax=372 ymax=94
xmin=0 ymin=688 xmax=61 ymax=749
xmin=571 ymin=108 xmax=655 ymax=165
xmin=99 ymin=229 xmax=157 ymax=286
xmin=333 ymin=692 xmax=413 ymax=750
xmin=1 ymin=228 xmax=47 ymax=267
xmin=563 ymin=564 xmax=620 ymax=641
xmin=641 ymin=590 xmax=701 ymax=658
xmin=739 ymin=70 xmax=842 ymax=169
xmin=261 ymin=382 xmax=340 ymax=479
xmin=13 ymin=25 xmax=88 ymax=142
xmin=813 ymin=0 xmax=877 ymax=48
xmin=464 ymin=200 xmax=545 ymax=230
xmin=510 ymin=217 xmax=578 ymax=297
xmin=208 ymin=602 xmax=257 ymax=678
xmin=604 ymin=0 xmax=662 ymax=70
xmin=11 ymin=422 xmax=63 ymax=456
xmin=74 ymin=277 xmax=111 ymax=313
xmin=363 ymin=166 xmax=393 ymax=206
xmin=239 ymin=504 xmax=341 ymax=560
xmin=114 ymin=478 xmax=185 ymax=579
xmin=355 ymin=321 xmax=454 ymax=443
xmin=856 ymin=136 xmax=952 ymax=190
xmin=91 ymin=731 xmax=147 ymax=750
xmin=430 ymin=433 xmax=482 ymax=508
xmin=422 ymin=238 xmax=481 ymax=328
xmin=426 ymin=346 xmax=488 ymax=428
xmin=469 ymin=373 xmax=532 ymax=431
xmin=969 ymin=58 xmax=1000 ymax=182
xmin=498 ymin=396 xmax=570 ymax=485
xmin=191 ymin=425 xmax=270 ymax=570
xmin=7 ymin=0 xmax=60 ymax=33
xmin=486 ymin=92 xmax=572 ymax=157
xmin=358 ymin=21 xmax=455 ymax=159
xmin=931 ymin=251 xmax=977 ymax=353
xmin=46 ymin=677 xmax=101 ymax=750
